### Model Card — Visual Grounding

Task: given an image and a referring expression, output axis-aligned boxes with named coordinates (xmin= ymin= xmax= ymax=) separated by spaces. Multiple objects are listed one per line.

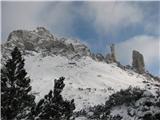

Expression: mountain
xmin=1 ymin=27 xmax=160 ymax=119
xmin=1 ymin=27 xmax=91 ymax=60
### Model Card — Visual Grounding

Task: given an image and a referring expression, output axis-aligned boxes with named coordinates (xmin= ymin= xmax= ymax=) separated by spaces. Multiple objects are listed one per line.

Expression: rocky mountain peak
xmin=7 ymin=27 xmax=54 ymax=42
xmin=2 ymin=27 xmax=91 ymax=60
xmin=34 ymin=27 xmax=54 ymax=38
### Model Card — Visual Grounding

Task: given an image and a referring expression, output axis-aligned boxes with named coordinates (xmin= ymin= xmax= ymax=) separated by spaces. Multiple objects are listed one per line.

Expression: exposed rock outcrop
xmin=95 ymin=53 xmax=105 ymax=61
xmin=105 ymin=44 xmax=117 ymax=63
xmin=110 ymin=44 xmax=116 ymax=62
xmin=132 ymin=50 xmax=145 ymax=74
xmin=2 ymin=27 xmax=91 ymax=60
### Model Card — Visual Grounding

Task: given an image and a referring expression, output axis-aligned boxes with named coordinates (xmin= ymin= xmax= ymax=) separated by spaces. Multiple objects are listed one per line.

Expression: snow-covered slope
xmin=24 ymin=52 xmax=158 ymax=111
xmin=1 ymin=27 xmax=159 ymax=112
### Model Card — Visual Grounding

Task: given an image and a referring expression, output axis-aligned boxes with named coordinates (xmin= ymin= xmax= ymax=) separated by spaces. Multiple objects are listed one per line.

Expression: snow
xmin=24 ymin=53 xmax=151 ymax=111
xmin=75 ymin=117 xmax=88 ymax=120
xmin=63 ymin=38 xmax=83 ymax=46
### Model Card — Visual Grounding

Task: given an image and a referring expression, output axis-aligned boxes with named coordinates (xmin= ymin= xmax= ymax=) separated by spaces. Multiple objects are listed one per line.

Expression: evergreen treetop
xmin=1 ymin=47 xmax=35 ymax=120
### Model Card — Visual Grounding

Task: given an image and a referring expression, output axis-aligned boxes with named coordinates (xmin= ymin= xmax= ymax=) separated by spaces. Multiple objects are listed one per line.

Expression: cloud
xmin=38 ymin=2 xmax=76 ymax=37
xmin=1 ymin=2 xmax=148 ymax=41
xmin=115 ymin=35 xmax=160 ymax=72
xmin=2 ymin=2 xmax=78 ymax=41
xmin=2 ymin=2 xmax=45 ymax=41
xmin=81 ymin=2 xmax=144 ymax=36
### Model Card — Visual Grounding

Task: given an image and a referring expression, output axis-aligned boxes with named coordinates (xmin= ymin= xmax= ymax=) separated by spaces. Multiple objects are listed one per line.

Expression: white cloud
xmin=2 ymin=2 xmax=76 ymax=41
xmin=38 ymin=2 xmax=76 ymax=37
xmin=2 ymin=2 xmax=45 ymax=41
xmin=82 ymin=2 xmax=144 ymax=36
xmin=116 ymin=35 xmax=160 ymax=69
xmin=2 ymin=2 xmax=145 ymax=41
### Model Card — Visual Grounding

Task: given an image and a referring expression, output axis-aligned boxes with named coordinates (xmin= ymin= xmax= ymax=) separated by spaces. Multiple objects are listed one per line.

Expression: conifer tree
xmin=28 ymin=77 xmax=75 ymax=120
xmin=1 ymin=47 xmax=35 ymax=120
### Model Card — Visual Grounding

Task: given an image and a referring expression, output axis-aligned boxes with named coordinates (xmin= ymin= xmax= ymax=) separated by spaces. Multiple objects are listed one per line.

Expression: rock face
xmin=105 ymin=54 xmax=112 ymax=63
xmin=95 ymin=53 xmax=105 ymax=61
xmin=105 ymin=44 xmax=116 ymax=63
xmin=132 ymin=50 xmax=145 ymax=74
xmin=110 ymin=44 xmax=116 ymax=62
xmin=1 ymin=27 xmax=91 ymax=60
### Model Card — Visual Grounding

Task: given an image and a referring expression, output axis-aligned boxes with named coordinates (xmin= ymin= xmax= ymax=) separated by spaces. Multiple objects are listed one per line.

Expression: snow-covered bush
xmin=75 ymin=86 xmax=160 ymax=120
xmin=105 ymin=86 xmax=144 ymax=107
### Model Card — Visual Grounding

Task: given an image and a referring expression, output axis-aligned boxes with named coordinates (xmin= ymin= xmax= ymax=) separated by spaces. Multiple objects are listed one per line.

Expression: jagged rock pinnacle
xmin=132 ymin=50 xmax=145 ymax=74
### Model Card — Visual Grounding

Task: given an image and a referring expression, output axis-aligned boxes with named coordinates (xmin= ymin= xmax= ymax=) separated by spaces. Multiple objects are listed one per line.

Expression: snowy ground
xmin=24 ymin=53 xmax=155 ymax=111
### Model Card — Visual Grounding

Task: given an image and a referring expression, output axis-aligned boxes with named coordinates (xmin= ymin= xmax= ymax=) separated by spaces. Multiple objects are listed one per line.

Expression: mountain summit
xmin=2 ymin=27 xmax=91 ymax=60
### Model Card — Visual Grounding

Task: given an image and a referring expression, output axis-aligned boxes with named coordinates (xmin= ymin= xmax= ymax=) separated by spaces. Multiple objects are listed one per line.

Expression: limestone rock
xmin=110 ymin=44 xmax=116 ymax=62
xmin=95 ymin=53 xmax=105 ymax=61
xmin=105 ymin=44 xmax=117 ymax=63
xmin=132 ymin=50 xmax=145 ymax=74
xmin=2 ymin=27 xmax=91 ymax=60
xmin=105 ymin=53 xmax=112 ymax=63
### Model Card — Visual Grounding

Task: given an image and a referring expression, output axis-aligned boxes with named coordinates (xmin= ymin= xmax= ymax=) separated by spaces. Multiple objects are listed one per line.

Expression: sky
xmin=1 ymin=1 xmax=160 ymax=76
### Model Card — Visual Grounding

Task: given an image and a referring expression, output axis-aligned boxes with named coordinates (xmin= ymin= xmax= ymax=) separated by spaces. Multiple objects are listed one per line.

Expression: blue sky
xmin=1 ymin=1 xmax=160 ymax=76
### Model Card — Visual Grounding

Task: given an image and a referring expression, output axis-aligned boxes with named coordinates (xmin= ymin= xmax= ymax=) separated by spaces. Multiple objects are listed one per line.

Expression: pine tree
xmin=1 ymin=47 xmax=35 ymax=120
xmin=28 ymin=77 xmax=75 ymax=120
